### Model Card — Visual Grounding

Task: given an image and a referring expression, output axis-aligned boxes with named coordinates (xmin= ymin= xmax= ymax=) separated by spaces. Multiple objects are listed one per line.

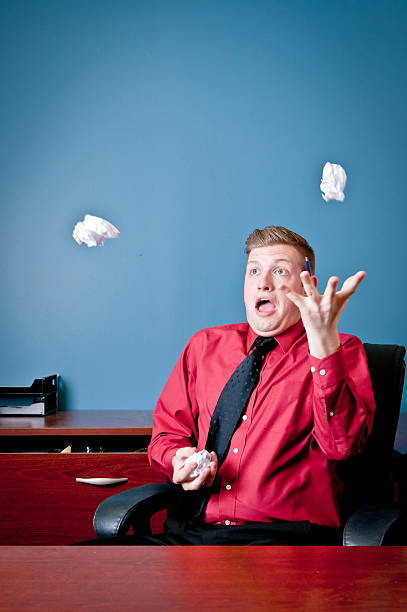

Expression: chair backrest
xmin=339 ymin=343 xmax=406 ymax=521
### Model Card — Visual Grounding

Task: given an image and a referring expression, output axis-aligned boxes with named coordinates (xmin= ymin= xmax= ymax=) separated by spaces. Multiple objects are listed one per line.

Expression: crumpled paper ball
xmin=73 ymin=214 xmax=120 ymax=247
xmin=320 ymin=162 xmax=347 ymax=202
xmin=185 ymin=449 xmax=212 ymax=480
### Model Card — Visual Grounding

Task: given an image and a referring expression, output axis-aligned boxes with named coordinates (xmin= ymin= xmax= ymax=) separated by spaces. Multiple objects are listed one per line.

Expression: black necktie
xmin=205 ymin=335 xmax=278 ymax=466
xmin=178 ymin=335 xmax=278 ymax=525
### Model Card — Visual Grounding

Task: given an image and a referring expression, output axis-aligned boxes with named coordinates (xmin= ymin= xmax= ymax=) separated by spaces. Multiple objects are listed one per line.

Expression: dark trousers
xmin=77 ymin=520 xmax=342 ymax=546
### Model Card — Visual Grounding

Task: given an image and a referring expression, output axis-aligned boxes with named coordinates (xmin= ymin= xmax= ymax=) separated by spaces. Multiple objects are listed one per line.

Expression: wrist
xmin=306 ymin=328 xmax=340 ymax=359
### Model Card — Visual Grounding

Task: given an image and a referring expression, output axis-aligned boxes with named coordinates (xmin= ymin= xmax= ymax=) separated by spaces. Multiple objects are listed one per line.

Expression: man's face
xmin=244 ymin=244 xmax=306 ymax=337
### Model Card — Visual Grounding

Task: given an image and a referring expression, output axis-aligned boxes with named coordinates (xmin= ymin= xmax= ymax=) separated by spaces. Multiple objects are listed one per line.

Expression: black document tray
xmin=0 ymin=375 xmax=59 ymax=415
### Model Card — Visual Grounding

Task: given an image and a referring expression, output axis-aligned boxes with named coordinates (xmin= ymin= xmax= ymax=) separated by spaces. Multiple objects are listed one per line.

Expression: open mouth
xmin=256 ymin=298 xmax=275 ymax=314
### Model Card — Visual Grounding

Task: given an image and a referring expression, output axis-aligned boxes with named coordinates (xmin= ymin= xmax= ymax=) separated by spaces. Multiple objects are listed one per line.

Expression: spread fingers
xmin=300 ymin=271 xmax=318 ymax=297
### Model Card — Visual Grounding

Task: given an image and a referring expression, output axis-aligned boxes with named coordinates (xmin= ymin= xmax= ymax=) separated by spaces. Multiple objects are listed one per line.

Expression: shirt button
xmin=225 ymin=520 xmax=231 ymax=526
xmin=225 ymin=484 xmax=232 ymax=491
xmin=233 ymin=448 xmax=239 ymax=454
xmin=329 ymin=411 xmax=335 ymax=417
xmin=310 ymin=366 xmax=316 ymax=373
xmin=319 ymin=369 xmax=326 ymax=376
xmin=242 ymin=415 xmax=248 ymax=421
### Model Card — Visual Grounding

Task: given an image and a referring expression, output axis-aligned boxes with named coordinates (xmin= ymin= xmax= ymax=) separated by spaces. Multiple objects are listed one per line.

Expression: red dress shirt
xmin=148 ymin=320 xmax=375 ymax=528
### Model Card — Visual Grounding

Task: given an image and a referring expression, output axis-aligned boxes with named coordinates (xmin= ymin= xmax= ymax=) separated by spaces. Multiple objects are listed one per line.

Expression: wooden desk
xmin=0 ymin=546 xmax=406 ymax=610
xmin=1 ymin=410 xmax=406 ymax=545
xmin=0 ymin=409 xmax=155 ymax=437
xmin=0 ymin=411 xmax=165 ymax=544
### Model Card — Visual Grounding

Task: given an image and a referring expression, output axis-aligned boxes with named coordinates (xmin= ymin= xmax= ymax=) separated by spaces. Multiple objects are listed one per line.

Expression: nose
xmin=257 ymin=271 xmax=276 ymax=291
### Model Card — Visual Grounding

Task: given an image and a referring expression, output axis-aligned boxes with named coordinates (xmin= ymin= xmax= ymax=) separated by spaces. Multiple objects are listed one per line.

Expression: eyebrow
xmin=247 ymin=258 xmax=293 ymax=266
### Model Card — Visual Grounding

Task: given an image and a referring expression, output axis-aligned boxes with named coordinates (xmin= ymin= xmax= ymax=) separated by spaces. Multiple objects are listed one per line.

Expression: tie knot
xmin=253 ymin=336 xmax=277 ymax=353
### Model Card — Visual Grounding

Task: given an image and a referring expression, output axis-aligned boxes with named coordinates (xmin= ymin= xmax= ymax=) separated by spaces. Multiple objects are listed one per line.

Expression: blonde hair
xmin=245 ymin=225 xmax=315 ymax=274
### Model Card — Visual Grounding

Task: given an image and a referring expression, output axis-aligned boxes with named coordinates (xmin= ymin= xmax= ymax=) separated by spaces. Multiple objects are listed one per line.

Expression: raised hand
xmin=280 ymin=270 xmax=366 ymax=359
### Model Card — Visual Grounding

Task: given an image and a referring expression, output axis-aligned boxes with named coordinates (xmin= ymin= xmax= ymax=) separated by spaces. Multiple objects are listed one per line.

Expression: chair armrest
xmin=343 ymin=503 xmax=406 ymax=545
xmin=93 ymin=483 xmax=179 ymax=539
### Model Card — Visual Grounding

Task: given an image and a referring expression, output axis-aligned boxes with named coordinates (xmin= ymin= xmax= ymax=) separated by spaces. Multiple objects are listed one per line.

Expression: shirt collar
xmin=246 ymin=318 xmax=305 ymax=354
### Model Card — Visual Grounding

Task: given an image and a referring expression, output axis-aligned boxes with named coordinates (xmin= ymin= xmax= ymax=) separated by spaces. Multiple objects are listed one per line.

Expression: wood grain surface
xmin=0 ymin=546 xmax=406 ymax=611
xmin=0 ymin=410 xmax=154 ymax=436
xmin=0 ymin=454 xmax=165 ymax=544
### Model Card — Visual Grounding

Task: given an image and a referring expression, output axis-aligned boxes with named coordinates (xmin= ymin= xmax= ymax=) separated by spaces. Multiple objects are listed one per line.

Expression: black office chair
xmin=93 ymin=344 xmax=406 ymax=546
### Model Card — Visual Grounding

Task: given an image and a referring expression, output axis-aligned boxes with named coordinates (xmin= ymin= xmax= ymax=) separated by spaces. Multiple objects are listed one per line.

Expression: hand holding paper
xmin=185 ymin=449 xmax=212 ymax=479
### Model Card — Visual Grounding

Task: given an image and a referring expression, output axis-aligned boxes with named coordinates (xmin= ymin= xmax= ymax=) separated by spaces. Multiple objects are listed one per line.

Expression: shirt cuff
xmin=163 ymin=447 xmax=179 ymax=479
xmin=309 ymin=346 xmax=347 ymax=389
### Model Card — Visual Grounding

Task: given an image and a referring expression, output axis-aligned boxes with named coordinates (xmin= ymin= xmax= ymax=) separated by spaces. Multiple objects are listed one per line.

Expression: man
xmin=146 ymin=226 xmax=375 ymax=545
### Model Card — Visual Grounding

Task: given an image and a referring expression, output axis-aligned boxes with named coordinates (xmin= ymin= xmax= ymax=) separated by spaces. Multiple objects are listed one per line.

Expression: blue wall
xmin=1 ymin=0 xmax=406 ymax=411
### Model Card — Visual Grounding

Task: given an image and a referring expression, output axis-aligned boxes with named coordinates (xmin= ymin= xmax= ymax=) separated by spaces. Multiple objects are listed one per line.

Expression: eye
xmin=273 ymin=267 xmax=289 ymax=276
xmin=249 ymin=268 xmax=258 ymax=276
